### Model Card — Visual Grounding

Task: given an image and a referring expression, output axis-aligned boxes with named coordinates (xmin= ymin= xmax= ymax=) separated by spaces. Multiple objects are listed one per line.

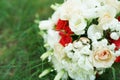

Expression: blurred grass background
xmin=0 ymin=0 xmax=119 ymax=80
xmin=0 ymin=0 xmax=63 ymax=80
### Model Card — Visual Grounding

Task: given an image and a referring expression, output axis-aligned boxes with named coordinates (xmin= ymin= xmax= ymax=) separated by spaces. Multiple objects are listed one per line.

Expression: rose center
xmin=98 ymin=50 xmax=110 ymax=60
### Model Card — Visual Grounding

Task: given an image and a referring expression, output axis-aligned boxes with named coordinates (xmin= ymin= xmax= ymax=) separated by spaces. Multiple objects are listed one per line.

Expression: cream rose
xmin=91 ymin=48 xmax=115 ymax=68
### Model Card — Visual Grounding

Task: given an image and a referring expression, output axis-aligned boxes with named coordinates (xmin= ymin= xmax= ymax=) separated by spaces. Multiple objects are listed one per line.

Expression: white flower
xmin=51 ymin=56 xmax=64 ymax=72
xmin=102 ymin=19 xmax=120 ymax=31
xmin=64 ymin=43 xmax=75 ymax=59
xmin=102 ymin=19 xmax=120 ymax=39
xmin=62 ymin=60 xmax=95 ymax=80
xmin=92 ymin=39 xmax=108 ymax=49
xmin=46 ymin=30 xmax=60 ymax=48
xmin=98 ymin=5 xmax=117 ymax=26
xmin=51 ymin=10 xmax=60 ymax=24
xmin=58 ymin=0 xmax=82 ymax=20
xmin=69 ymin=15 xmax=87 ymax=35
xmin=110 ymin=32 xmax=119 ymax=40
xmin=81 ymin=0 xmax=104 ymax=18
xmin=115 ymin=50 xmax=120 ymax=57
xmin=54 ymin=43 xmax=66 ymax=61
xmin=87 ymin=25 xmax=103 ymax=41
xmin=39 ymin=20 xmax=54 ymax=30
xmin=79 ymin=46 xmax=92 ymax=55
xmin=99 ymin=0 xmax=120 ymax=12
xmin=73 ymin=41 xmax=83 ymax=49
xmin=108 ymin=44 xmax=116 ymax=51
xmin=78 ymin=56 xmax=93 ymax=71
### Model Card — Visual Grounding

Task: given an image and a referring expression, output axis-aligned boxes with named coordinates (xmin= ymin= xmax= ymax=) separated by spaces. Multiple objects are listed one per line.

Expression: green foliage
xmin=0 ymin=0 xmax=119 ymax=80
xmin=0 ymin=0 xmax=63 ymax=80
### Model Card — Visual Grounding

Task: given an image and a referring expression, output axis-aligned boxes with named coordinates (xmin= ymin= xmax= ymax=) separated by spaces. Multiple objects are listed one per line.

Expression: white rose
xmin=98 ymin=5 xmax=117 ymax=26
xmin=97 ymin=0 xmax=120 ymax=12
xmin=69 ymin=15 xmax=87 ymax=35
xmin=91 ymin=48 xmax=115 ymax=68
xmin=59 ymin=0 xmax=82 ymax=20
xmin=39 ymin=20 xmax=54 ymax=30
xmin=104 ymin=0 xmax=120 ymax=12
xmin=81 ymin=0 xmax=103 ymax=18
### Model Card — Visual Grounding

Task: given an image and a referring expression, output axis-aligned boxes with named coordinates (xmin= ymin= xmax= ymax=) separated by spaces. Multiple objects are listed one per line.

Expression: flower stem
xmin=111 ymin=67 xmax=116 ymax=80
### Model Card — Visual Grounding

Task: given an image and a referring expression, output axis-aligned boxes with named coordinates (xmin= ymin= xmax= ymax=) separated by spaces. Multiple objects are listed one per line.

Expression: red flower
xmin=56 ymin=19 xmax=73 ymax=46
xmin=110 ymin=38 xmax=120 ymax=62
xmin=59 ymin=32 xmax=72 ymax=47
xmin=64 ymin=26 xmax=74 ymax=34
xmin=56 ymin=19 xmax=73 ymax=35
xmin=115 ymin=56 xmax=120 ymax=63
xmin=56 ymin=19 xmax=68 ymax=31
xmin=110 ymin=38 xmax=120 ymax=50
xmin=117 ymin=16 xmax=120 ymax=21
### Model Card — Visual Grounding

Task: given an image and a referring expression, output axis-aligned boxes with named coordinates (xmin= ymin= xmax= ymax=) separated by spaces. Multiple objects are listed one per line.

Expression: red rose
xmin=59 ymin=32 xmax=72 ymax=47
xmin=115 ymin=56 xmax=120 ymax=63
xmin=56 ymin=19 xmax=73 ymax=46
xmin=64 ymin=26 xmax=74 ymax=34
xmin=56 ymin=19 xmax=68 ymax=31
xmin=56 ymin=19 xmax=73 ymax=35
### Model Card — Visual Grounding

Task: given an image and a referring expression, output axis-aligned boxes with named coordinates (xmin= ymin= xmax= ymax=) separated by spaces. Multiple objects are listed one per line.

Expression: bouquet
xmin=39 ymin=0 xmax=120 ymax=80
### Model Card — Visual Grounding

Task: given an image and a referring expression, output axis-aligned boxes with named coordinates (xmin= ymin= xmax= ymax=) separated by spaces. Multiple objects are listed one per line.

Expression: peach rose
xmin=91 ymin=48 xmax=115 ymax=68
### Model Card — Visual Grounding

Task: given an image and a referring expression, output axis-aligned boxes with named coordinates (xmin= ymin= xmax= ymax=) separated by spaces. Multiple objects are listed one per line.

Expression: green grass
xmin=0 ymin=0 xmax=120 ymax=80
xmin=0 ymin=0 xmax=63 ymax=80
